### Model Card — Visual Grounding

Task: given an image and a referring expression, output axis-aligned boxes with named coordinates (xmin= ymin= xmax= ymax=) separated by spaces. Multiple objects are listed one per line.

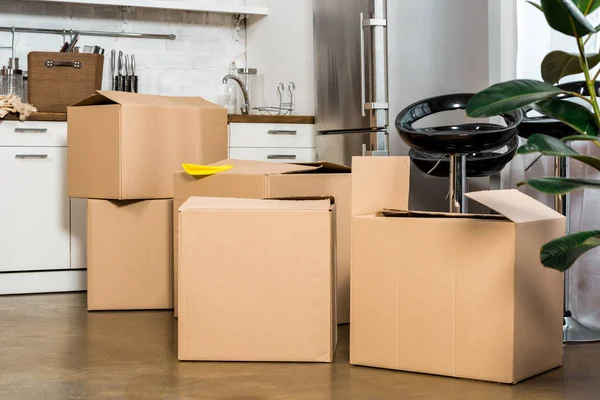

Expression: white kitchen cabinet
xmin=228 ymin=122 xmax=317 ymax=163
xmin=0 ymin=120 xmax=87 ymax=295
xmin=0 ymin=120 xmax=67 ymax=147
xmin=27 ymin=0 xmax=269 ymax=15
xmin=0 ymin=146 xmax=70 ymax=272
xmin=229 ymin=147 xmax=316 ymax=163
xmin=229 ymin=123 xmax=315 ymax=148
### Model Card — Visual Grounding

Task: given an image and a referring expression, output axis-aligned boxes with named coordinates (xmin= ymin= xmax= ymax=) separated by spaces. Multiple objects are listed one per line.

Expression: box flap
xmin=352 ymin=156 xmax=410 ymax=216
xmin=71 ymin=91 xmax=225 ymax=109
xmin=381 ymin=209 xmax=507 ymax=221
xmin=292 ymin=161 xmax=351 ymax=173
xmin=174 ymin=96 xmax=225 ymax=109
xmin=71 ymin=91 xmax=118 ymax=107
xmin=210 ymin=159 xmax=318 ymax=175
xmin=465 ymin=190 xmax=565 ymax=223
xmin=179 ymin=196 xmax=332 ymax=212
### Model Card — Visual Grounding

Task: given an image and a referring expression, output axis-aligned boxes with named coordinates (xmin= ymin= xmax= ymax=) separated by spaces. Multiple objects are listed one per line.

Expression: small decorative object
xmin=0 ymin=93 xmax=37 ymax=121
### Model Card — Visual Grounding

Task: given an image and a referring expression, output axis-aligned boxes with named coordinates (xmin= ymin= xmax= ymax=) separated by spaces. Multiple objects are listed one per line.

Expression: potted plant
xmin=466 ymin=0 xmax=600 ymax=272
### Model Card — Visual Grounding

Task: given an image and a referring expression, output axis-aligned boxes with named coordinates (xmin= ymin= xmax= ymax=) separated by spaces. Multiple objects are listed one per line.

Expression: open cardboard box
xmin=68 ymin=91 xmax=228 ymax=199
xmin=350 ymin=157 xmax=566 ymax=384
xmin=173 ymin=158 xmax=352 ymax=322
xmin=178 ymin=196 xmax=337 ymax=362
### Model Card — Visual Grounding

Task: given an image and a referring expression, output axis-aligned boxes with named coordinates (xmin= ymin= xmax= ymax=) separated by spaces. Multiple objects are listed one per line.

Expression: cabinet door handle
xmin=267 ymin=154 xmax=296 ymax=160
xmin=14 ymin=128 xmax=48 ymax=133
xmin=268 ymin=130 xmax=297 ymax=135
xmin=15 ymin=154 xmax=48 ymax=159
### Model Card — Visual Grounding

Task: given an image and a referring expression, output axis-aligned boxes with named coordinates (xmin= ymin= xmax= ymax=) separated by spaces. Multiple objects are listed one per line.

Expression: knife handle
xmin=125 ymin=76 xmax=132 ymax=92
xmin=117 ymin=76 xmax=125 ymax=92
xmin=132 ymin=76 xmax=138 ymax=93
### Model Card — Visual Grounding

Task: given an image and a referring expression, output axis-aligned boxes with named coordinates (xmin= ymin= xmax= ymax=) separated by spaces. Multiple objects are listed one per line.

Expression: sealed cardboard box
xmin=350 ymin=157 xmax=566 ymax=384
xmin=87 ymin=199 xmax=173 ymax=311
xmin=173 ymin=159 xmax=352 ymax=321
xmin=68 ymin=91 xmax=227 ymax=199
xmin=178 ymin=197 xmax=337 ymax=362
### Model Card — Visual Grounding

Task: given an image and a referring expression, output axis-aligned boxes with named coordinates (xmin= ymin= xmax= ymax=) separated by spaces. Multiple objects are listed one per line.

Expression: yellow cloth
xmin=182 ymin=163 xmax=234 ymax=176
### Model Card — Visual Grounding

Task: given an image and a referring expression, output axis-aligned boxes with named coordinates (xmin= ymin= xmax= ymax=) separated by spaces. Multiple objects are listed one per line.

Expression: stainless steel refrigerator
xmin=314 ymin=0 xmax=491 ymax=210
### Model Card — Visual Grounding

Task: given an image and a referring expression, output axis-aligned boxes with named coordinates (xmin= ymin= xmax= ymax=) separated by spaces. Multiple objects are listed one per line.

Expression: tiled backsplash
xmin=0 ymin=1 xmax=246 ymax=104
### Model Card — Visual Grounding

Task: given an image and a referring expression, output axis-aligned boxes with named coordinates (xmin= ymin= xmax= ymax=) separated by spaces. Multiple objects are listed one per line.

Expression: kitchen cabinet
xmin=228 ymin=119 xmax=317 ymax=163
xmin=0 ymin=146 xmax=70 ymax=272
xmin=27 ymin=0 xmax=269 ymax=15
xmin=0 ymin=119 xmax=86 ymax=294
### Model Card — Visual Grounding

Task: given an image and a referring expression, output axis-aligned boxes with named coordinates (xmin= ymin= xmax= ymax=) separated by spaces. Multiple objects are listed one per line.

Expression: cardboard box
xmin=178 ymin=197 xmax=337 ymax=362
xmin=173 ymin=159 xmax=352 ymax=321
xmin=350 ymin=157 xmax=566 ymax=384
xmin=68 ymin=91 xmax=228 ymax=199
xmin=87 ymin=199 xmax=173 ymax=311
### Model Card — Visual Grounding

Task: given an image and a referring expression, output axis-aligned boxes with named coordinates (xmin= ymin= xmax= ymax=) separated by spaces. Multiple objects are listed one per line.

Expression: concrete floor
xmin=1 ymin=293 xmax=600 ymax=400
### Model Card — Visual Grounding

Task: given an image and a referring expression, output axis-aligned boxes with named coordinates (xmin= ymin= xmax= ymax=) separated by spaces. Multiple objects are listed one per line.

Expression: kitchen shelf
xmin=26 ymin=0 xmax=269 ymax=15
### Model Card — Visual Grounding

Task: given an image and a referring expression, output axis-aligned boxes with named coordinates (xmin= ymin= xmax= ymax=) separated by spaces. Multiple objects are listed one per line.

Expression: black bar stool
xmin=396 ymin=93 xmax=522 ymax=213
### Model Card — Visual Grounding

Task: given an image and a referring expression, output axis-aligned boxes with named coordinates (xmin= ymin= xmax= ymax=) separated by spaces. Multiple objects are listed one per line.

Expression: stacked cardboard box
xmin=177 ymin=196 xmax=337 ymax=362
xmin=349 ymin=157 xmax=566 ymax=384
xmin=172 ymin=159 xmax=352 ymax=322
xmin=67 ymin=91 xmax=227 ymax=311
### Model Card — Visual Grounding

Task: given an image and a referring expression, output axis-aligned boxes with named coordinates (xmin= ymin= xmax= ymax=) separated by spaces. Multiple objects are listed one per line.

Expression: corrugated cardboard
xmin=68 ymin=91 xmax=228 ymax=199
xmin=350 ymin=157 xmax=566 ymax=384
xmin=87 ymin=199 xmax=173 ymax=311
xmin=172 ymin=158 xmax=352 ymax=322
xmin=178 ymin=197 xmax=337 ymax=362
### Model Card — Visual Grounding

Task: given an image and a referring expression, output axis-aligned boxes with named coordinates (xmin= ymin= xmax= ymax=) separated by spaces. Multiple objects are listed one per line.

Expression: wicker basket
xmin=28 ymin=52 xmax=104 ymax=113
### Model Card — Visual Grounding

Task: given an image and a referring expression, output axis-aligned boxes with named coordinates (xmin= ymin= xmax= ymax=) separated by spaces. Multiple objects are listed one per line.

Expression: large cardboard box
xmin=68 ymin=91 xmax=227 ymax=199
xmin=87 ymin=199 xmax=173 ymax=311
xmin=173 ymin=159 xmax=352 ymax=321
xmin=350 ymin=157 xmax=566 ymax=384
xmin=178 ymin=197 xmax=337 ymax=362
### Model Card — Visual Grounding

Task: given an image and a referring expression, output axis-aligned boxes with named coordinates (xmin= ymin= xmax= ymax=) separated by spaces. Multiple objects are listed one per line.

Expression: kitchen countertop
xmin=227 ymin=114 xmax=315 ymax=124
xmin=3 ymin=113 xmax=315 ymax=124
xmin=3 ymin=112 xmax=67 ymax=122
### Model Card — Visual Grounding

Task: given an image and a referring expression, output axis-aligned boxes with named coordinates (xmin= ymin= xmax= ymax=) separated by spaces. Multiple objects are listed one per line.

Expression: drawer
xmin=0 ymin=120 xmax=67 ymax=147
xmin=229 ymin=123 xmax=315 ymax=148
xmin=229 ymin=147 xmax=316 ymax=163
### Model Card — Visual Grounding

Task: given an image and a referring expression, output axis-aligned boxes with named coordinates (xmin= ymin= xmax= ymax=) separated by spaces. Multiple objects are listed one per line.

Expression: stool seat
xmin=396 ymin=93 xmax=522 ymax=154
xmin=409 ymin=135 xmax=519 ymax=178
xmin=518 ymin=81 xmax=600 ymax=139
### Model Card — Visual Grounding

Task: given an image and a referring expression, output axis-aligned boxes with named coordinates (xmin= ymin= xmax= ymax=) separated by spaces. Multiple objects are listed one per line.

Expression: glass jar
xmin=0 ymin=57 xmax=24 ymax=98
xmin=237 ymin=68 xmax=263 ymax=114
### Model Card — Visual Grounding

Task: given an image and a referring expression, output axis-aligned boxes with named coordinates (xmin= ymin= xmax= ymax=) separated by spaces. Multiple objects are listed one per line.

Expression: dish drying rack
xmin=253 ymin=82 xmax=295 ymax=115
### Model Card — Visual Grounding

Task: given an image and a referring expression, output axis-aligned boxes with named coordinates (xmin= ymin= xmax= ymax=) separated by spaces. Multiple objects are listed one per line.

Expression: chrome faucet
xmin=222 ymin=74 xmax=249 ymax=115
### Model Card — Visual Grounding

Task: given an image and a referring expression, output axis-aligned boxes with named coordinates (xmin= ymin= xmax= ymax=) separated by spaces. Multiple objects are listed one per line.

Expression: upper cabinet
xmin=27 ymin=0 xmax=269 ymax=15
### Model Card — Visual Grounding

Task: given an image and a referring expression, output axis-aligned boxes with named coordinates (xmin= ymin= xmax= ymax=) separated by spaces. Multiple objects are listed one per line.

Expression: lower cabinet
xmin=0 ymin=146 xmax=70 ymax=272
xmin=0 ymin=119 xmax=87 ymax=294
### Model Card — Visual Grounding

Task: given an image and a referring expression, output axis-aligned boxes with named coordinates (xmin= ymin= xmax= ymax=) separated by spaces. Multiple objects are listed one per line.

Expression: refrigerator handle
xmin=359 ymin=12 xmax=366 ymax=118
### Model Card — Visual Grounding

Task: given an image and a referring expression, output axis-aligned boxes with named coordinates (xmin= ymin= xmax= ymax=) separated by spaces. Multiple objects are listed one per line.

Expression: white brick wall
xmin=0 ymin=1 xmax=246 ymax=104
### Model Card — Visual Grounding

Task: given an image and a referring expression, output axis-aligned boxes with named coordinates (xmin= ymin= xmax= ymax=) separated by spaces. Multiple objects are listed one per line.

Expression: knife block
xmin=28 ymin=52 xmax=104 ymax=113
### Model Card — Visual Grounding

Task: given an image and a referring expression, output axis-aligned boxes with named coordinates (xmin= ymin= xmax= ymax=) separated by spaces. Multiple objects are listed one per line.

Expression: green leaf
xmin=578 ymin=0 xmax=600 ymax=14
xmin=517 ymin=134 xmax=600 ymax=170
xmin=528 ymin=1 xmax=544 ymax=11
xmin=541 ymin=51 xmax=600 ymax=84
xmin=466 ymin=80 xmax=562 ymax=118
xmin=540 ymin=230 xmax=600 ymax=271
xmin=531 ymin=99 xmax=598 ymax=135
xmin=518 ymin=177 xmax=600 ymax=193
xmin=562 ymin=134 xmax=600 ymax=141
xmin=541 ymin=0 xmax=596 ymax=37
